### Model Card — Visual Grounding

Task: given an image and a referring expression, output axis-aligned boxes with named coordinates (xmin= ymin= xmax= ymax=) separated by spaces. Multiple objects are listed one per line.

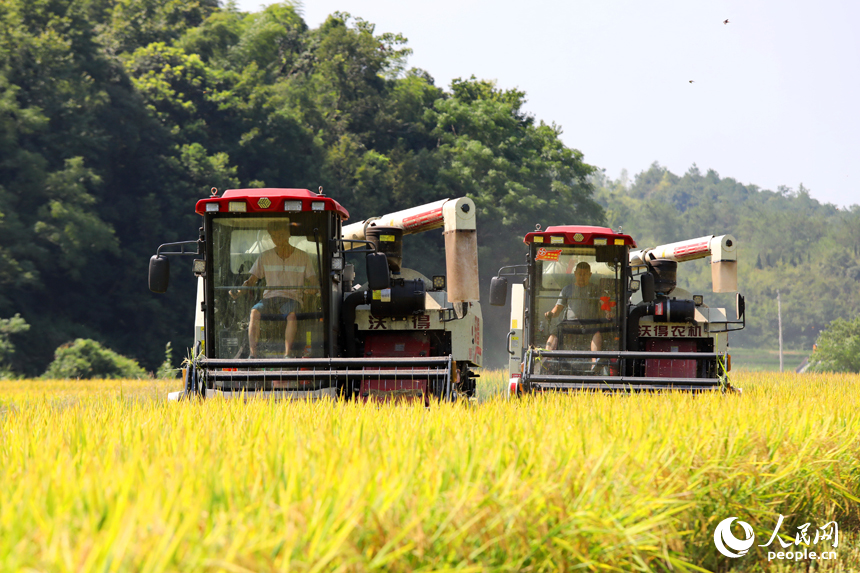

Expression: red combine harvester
xmin=490 ymin=225 xmax=745 ymax=393
xmin=149 ymin=188 xmax=482 ymax=403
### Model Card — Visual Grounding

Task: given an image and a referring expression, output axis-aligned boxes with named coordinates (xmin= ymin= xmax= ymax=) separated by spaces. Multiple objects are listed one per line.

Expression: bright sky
xmin=234 ymin=0 xmax=860 ymax=208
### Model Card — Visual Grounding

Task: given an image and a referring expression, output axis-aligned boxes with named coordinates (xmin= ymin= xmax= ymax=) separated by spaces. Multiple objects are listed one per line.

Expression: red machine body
xmin=360 ymin=333 xmax=431 ymax=404
xmin=644 ymin=339 xmax=698 ymax=378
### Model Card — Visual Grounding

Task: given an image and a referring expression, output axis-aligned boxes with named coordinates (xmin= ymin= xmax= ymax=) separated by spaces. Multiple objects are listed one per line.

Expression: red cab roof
xmin=524 ymin=225 xmax=636 ymax=247
xmin=195 ymin=188 xmax=349 ymax=219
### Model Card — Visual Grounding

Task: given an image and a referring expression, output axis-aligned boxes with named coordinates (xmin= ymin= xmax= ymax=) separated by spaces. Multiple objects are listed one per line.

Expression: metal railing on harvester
xmin=521 ymin=349 xmax=728 ymax=392
xmin=185 ymin=355 xmax=454 ymax=400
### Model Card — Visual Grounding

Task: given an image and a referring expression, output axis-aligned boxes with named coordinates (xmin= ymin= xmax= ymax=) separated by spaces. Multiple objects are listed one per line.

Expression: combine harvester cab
xmin=489 ymin=226 xmax=745 ymax=393
xmin=149 ymin=189 xmax=481 ymax=403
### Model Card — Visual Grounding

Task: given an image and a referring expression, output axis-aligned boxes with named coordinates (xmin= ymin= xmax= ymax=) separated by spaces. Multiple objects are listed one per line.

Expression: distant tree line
xmin=593 ymin=165 xmax=860 ymax=352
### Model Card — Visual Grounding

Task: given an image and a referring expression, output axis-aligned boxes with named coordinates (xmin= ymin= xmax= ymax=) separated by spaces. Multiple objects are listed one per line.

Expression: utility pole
xmin=777 ymin=290 xmax=784 ymax=372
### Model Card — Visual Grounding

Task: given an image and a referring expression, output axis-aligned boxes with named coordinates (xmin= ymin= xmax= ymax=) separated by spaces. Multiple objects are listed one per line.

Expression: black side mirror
xmin=149 ymin=255 xmax=170 ymax=293
xmin=489 ymin=276 xmax=508 ymax=306
xmin=640 ymin=272 xmax=656 ymax=303
xmin=366 ymin=252 xmax=390 ymax=291
xmin=736 ymin=293 xmax=746 ymax=320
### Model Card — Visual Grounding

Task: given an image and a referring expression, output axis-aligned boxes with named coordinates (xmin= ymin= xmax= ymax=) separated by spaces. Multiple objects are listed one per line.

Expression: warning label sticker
xmin=535 ymin=248 xmax=562 ymax=261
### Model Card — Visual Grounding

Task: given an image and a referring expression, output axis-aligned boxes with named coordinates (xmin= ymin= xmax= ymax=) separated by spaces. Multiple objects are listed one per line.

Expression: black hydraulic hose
xmin=342 ymin=289 xmax=370 ymax=357
xmin=626 ymin=302 xmax=653 ymax=352
xmin=626 ymin=302 xmax=654 ymax=376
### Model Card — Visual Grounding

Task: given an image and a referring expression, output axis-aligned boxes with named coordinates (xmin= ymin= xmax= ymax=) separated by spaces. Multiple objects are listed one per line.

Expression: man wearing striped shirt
xmin=232 ymin=220 xmax=317 ymax=357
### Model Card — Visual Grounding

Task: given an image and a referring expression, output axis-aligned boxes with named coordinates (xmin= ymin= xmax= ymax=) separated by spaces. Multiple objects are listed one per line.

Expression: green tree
xmin=103 ymin=0 xmax=220 ymax=55
xmin=431 ymin=77 xmax=603 ymax=269
xmin=809 ymin=316 xmax=860 ymax=373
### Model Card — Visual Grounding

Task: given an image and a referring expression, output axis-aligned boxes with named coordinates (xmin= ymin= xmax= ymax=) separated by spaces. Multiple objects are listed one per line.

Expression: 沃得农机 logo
xmin=714 ymin=517 xmax=755 ymax=558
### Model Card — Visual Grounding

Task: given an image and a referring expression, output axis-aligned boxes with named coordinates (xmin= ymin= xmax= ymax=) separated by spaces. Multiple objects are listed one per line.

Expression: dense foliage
xmin=810 ymin=316 xmax=860 ymax=373
xmin=594 ymin=165 xmax=860 ymax=351
xmin=43 ymin=338 xmax=147 ymax=379
xmin=0 ymin=0 xmax=601 ymax=374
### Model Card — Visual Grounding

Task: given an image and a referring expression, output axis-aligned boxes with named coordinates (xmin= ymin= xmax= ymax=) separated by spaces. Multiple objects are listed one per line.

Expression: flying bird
xmin=723 ymin=19 xmax=729 ymax=24
xmin=689 ymin=80 xmax=694 ymax=83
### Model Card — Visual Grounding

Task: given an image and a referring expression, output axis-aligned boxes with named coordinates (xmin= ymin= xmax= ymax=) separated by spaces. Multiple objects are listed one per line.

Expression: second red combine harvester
xmin=490 ymin=225 xmax=745 ymax=393
xmin=149 ymin=188 xmax=482 ymax=403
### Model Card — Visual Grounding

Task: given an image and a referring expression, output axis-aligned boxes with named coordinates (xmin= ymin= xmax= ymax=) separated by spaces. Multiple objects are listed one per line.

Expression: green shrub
xmin=155 ymin=342 xmax=181 ymax=379
xmin=809 ymin=315 xmax=860 ymax=373
xmin=44 ymin=338 xmax=147 ymax=379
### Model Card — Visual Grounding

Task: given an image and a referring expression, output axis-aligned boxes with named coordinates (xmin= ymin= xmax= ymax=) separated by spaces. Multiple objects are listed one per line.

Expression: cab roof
xmin=524 ymin=225 xmax=636 ymax=247
xmin=196 ymin=188 xmax=350 ymax=219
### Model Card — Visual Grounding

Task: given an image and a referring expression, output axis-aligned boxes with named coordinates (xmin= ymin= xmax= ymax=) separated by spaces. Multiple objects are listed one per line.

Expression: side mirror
xmin=489 ymin=276 xmax=508 ymax=306
xmin=736 ymin=293 xmax=746 ymax=320
xmin=149 ymin=255 xmax=170 ymax=293
xmin=640 ymin=272 xmax=656 ymax=303
xmin=366 ymin=252 xmax=390 ymax=291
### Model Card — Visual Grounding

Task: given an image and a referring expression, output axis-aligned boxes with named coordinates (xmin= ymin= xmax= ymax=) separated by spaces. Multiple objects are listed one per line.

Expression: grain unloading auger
xmin=149 ymin=189 xmax=481 ymax=403
xmin=489 ymin=227 xmax=745 ymax=393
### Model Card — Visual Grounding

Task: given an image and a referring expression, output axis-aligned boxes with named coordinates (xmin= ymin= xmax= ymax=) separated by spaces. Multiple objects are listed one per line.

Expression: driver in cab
xmin=230 ymin=220 xmax=316 ymax=358
xmin=544 ymin=260 xmax=602 ymax=353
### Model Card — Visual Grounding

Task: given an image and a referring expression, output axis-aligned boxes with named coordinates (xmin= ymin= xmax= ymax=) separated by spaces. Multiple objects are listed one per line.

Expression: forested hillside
xmin=0 ymin=0 xmax=602 ymax=374
xmin=594 ymin=165 xmax=860 ymax=352
xmin=1 ymin=1 xmax=856 ymax=375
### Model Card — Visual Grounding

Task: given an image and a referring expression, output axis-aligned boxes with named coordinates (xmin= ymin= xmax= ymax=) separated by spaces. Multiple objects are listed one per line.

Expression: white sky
xmin=234 ymin=0 xmax=860 ymax=208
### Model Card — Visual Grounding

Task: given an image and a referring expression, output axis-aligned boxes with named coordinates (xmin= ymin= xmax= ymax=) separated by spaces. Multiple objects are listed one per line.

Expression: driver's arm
xmin=545 ymin=303 xmax=564 ymax=319
xmin=230 ymin=274 xmax=260 ymax=299
xmin=302 ymin=275 xmax=321 ymax=308
xmin=546 ymin=287 xmax=568 ymax=319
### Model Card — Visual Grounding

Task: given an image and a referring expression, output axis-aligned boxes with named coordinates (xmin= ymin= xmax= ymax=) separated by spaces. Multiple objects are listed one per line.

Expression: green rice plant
xmin=0 ymin=372 xmax=857 ymax=572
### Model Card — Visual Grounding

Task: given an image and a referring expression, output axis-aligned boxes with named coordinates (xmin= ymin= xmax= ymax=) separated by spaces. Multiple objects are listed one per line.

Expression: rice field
xmin=1 ymin=372 xmax=859 ymax=572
